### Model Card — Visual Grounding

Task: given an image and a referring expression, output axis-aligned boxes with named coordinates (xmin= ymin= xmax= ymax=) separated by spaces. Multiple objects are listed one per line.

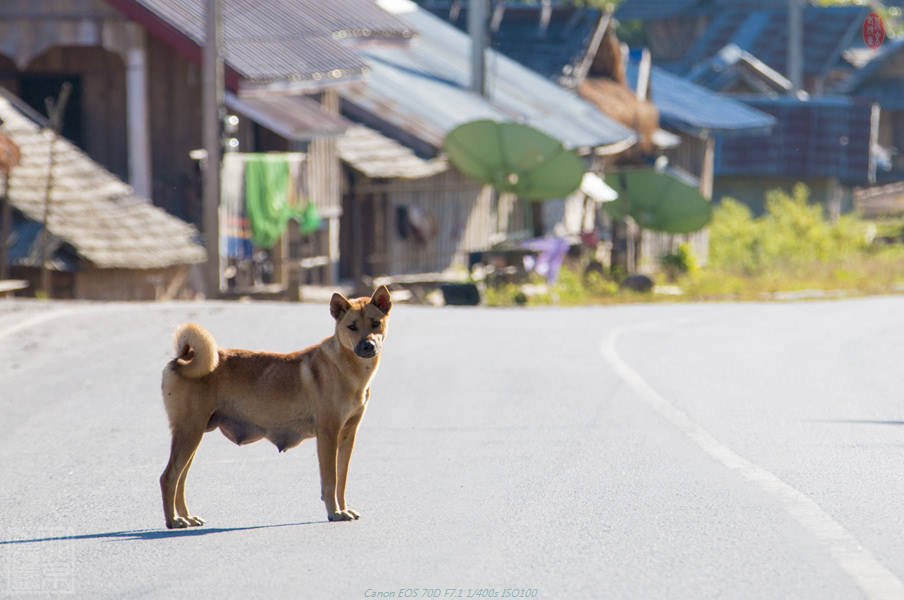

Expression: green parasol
xmin=603 ymin=167 xmax=712 ymax=234
xmin=444 ymin=119 xmax=584 ymax=200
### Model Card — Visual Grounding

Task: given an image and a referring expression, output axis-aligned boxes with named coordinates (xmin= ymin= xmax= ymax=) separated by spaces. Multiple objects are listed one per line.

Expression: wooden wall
xmin=7 ymin=265 xmax=193 ymax=300
xmin=146 ymin=35 xmax=203 ymax=225
xmin=646 ymin=17 xmax=709 ymax=62
xmin=74 ymin=265 xmax=193 ymax=300
xmin=25 ymin=46 xmax=128 ymax=182
xmin=342 ymin=169 xmax=530 ymax=278
xmin=0 ymin=55 xmax=18 ymax=96
xmin=305 ymin=90 xmax=343 ymax=217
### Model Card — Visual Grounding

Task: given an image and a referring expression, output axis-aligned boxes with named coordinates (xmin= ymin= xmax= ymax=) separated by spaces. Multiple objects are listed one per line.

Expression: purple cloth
xmin=521 ymin=237 xmax=570 ymax=284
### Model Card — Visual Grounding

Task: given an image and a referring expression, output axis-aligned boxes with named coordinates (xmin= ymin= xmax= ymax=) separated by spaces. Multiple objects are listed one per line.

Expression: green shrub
xmin=661 ymin=242 xmax=699 ymax=280
xmin=709 ymin=184 xmax=869 ymax=274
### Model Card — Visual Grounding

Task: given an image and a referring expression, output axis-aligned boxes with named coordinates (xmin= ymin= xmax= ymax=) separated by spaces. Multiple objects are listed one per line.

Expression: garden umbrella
xmin=444 ymin=119 xmax=584 ymax=200
xmin=603 ymin=167 xmax=712 ymax=234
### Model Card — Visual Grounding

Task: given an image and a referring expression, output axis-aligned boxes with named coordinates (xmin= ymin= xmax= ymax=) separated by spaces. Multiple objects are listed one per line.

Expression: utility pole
xmin=0 ymin=133 xmax=20 ymax=281
xmin=39 ymin=82 xmax=72 ymax=299
xmin=469 ymin=0 xmax=487 ymax=96
xmin=788 ymin=0 xmax=803 ymax=95
xmin=202 ymin=0 xmax=223 ymax=297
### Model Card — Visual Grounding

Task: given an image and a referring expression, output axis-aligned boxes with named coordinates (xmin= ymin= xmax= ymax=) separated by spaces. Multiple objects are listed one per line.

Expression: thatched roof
xmin=579 ymin=78 xmax=658 ymax=153
xmin=579 ymin=29 xmax=658 ymax=153
xmin=0 ymin=89 xmax=205 ymax=270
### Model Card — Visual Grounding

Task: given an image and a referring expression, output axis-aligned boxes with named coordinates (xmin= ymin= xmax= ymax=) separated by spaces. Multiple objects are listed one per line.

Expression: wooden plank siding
xmin=342 ymin=169 xmax=530 ymax=278
xmin=25 ymin=46 xmax=129 ymax=182
xmin=146 ymin=34 xmax=203 ymax=224
xmin=74 ymin=265 xmax=193 ymax=300
xmin=305 ymin=89 xmax=342 ymax=219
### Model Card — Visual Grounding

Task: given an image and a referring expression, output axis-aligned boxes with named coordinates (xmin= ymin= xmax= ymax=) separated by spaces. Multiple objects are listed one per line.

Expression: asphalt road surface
xmin=3 ymin=297 xmax=904 ymax=599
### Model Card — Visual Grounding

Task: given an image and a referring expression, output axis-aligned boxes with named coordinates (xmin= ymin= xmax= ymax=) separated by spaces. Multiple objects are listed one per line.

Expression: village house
xmin=614 ymin=0 xmax=869 ymax=95
xmin=427 ymin=1 xmax=776 ymax=268
xmin=0 ymin=88 xmax=205 ymax=299
xmin=333 ymin=2 xmax=636 ymax=283
xmin=1 ymin=0 xmax=642 ymax=296
xmin=839 ymin=38 xmax=904 ymax=185
xmin=0 ymin=0 xmax=413 ymax=294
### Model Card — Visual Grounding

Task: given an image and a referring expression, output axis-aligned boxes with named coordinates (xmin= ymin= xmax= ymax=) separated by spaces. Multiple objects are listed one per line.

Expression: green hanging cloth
xmin=298 ymin=201 xmax=321 ymax=235
xmin=244 ymin=156 xmax=291 ymax=249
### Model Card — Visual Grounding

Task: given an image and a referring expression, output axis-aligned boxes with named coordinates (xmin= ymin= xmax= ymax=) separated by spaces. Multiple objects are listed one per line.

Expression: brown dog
xmin=159 ymin=286 xmax=391 ymax=528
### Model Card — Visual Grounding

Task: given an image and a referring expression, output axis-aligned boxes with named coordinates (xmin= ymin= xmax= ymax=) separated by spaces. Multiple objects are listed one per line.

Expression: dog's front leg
xmin=317 ymin=426 xmax=354 ymax=521
xmin=337 ymin=411 xmax=364 ymax=519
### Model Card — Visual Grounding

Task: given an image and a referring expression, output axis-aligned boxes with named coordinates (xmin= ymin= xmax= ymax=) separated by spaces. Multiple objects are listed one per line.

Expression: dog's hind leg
xmin=160 ymin=425 xmax=205 ymax=529
xmin=175 ymin=450 xmax=205 ymax=526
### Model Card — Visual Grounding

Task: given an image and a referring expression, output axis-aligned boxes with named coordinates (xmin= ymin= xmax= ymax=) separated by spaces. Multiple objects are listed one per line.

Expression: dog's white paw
xmin=185 ymin=515 xmax=206 ymax=526
xmin=166 ymin=517 xmax=191 ymax=529
xmin=345 ymin=508 xmax=360 ymax=520
xmin=328 ymin=510 xmax=357 ymax=522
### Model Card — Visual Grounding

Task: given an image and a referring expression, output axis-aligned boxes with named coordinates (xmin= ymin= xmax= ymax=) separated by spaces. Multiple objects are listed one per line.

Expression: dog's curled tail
xmin=172 ymin=323 xmax=219 ymax=378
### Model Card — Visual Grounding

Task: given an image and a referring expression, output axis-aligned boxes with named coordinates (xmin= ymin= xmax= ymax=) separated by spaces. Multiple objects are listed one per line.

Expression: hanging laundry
xmin=244 ymin=155 xmax=291 ymax=249
xmin=299 ymin=201 xmax=321 ymax=235
xmin=220 ymin=153 xmax=252 ymax=259
xmin=522 ymin=236 xmax=570 ymax=285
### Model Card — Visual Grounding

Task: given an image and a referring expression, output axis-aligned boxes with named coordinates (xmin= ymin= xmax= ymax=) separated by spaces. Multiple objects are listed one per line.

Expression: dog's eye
xmin=371 ymin=320 xmax=380 ymax=329
xmin=348 ymin=323 xmax=358 ymax=331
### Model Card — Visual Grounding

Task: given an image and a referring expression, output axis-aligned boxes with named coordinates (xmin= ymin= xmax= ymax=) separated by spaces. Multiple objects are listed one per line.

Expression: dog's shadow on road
xmin=812 ymin=419 xmax=904 ymax=427
xmin=0 ymin=521 xmax=324 ymax=545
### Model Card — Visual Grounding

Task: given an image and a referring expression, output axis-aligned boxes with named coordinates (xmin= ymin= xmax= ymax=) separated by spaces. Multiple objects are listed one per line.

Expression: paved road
xmin=2 ymin=297 xmax=904 ymax=598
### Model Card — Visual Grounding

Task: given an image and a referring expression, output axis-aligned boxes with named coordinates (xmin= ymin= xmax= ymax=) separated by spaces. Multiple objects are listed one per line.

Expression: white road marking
xmin=0 ymin=302 xmax=207 ymax=341
xmin=0 ymin=307 xmax=82 ymax=340
xmin=601 ymin=324 xmax=904 ymax=600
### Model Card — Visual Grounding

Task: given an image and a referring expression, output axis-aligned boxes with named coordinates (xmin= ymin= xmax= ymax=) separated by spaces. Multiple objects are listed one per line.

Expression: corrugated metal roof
xmin=131 ymin=0 xmax=415 ymax=43
xmin=225 ymin=92 xmax=350 ymax=141
xmin=686 ymin=43 xmax=792 ymax=94
xmin=838 ymin=37 xmax=904 ymax=109
xmin=339 ymin=4 xmax=636 ymax=152
xmin=715 ymin=96 xmax=875 ymax=185
xmin=0 ymin=88 xmax=205 ymax=270
xmin=338 ymin=124 xmax=447 ymax=179
xmin=115 ymin=0 xmax=415 ymax=87
xmin=624 ymin=54 xmax=776 ymax=136
xmin=425 ymin=2 xmax=603 ymax=85
xmin=681 ymin=6 xmax=867 ymax=77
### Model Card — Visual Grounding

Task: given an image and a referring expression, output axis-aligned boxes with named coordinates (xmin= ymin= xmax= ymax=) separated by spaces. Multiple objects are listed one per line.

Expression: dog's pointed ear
xmin=370 ymin=285 xmax=392 ymax=315
xmin=330 ymin=292 xmax=352 ymax=320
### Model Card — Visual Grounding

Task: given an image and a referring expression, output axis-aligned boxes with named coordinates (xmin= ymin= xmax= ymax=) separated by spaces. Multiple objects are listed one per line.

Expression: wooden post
xmin=126 ymin=23 xmax=152 ymax=199
xmin=39 ymin=82 xmax=72 ymax=299
xmin=469 ymin=0 xmax=487 ymax=96
xmin=0 ymin=172 xmax=10 ymax=280
xmin=827 ymin=177 xmax=842 ymax=223
xmin=202 ymin=0 xmax=224 ymax=298
xmin=327 ymin=215 xmax=340 ymax=285
xmin=788 ymin=0 xmax=803 ymax=94
xmin=699 ymin=132 xmax=714 ymax=201
xmin=350 ymin=194 xmax=363 ymax=290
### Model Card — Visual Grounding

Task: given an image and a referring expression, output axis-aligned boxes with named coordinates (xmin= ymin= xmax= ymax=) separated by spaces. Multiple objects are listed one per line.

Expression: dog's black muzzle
xmin=354 ymin=338 xmax=380 ymax=358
